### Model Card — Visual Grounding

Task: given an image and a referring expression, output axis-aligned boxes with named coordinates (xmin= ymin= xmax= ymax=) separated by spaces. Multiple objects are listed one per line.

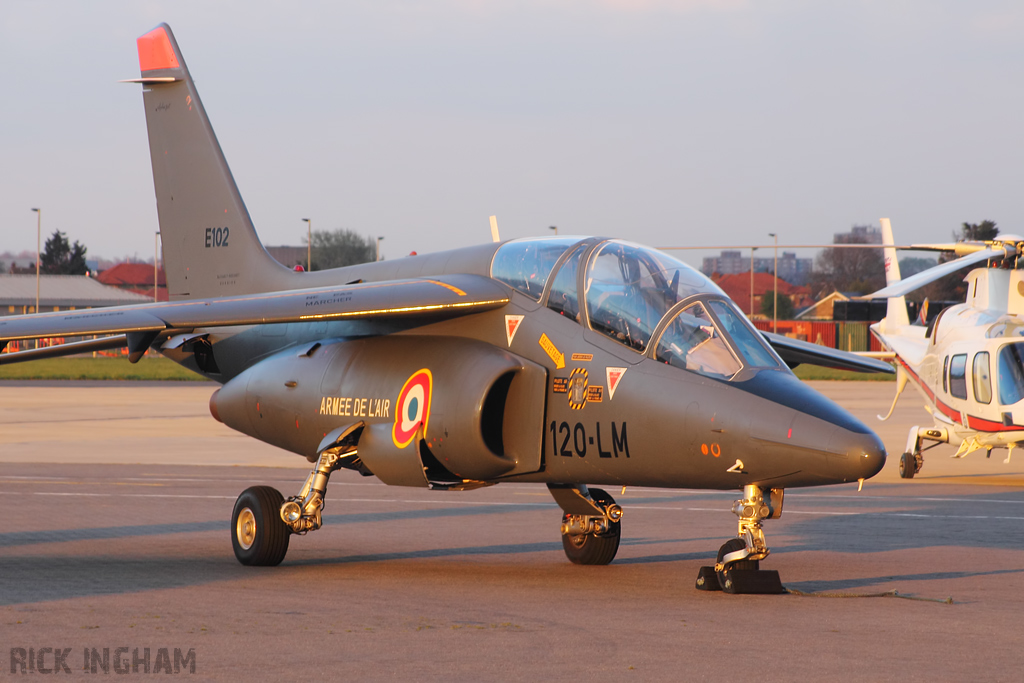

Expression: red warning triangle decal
xmin=505 ymin=315 xmax=525 ymax=347
xmin=606 ymin=367 xmax=626 ymax=400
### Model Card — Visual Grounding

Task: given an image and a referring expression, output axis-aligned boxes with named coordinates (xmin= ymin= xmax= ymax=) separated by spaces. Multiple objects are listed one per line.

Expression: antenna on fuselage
xmin=489 ymin=215 xmax=501 ymax=243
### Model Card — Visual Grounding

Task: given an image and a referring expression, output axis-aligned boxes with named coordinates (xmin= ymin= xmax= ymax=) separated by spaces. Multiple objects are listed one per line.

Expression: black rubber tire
xmin=231 ymin=486 xmax=290 ymax=566
xmin=715 ymin=538 xmax=759 ymax=591
xmin=561 ymin=488 xmax=621 ymax=566
xmin=899 ymin=452 xmax=916 ymax=479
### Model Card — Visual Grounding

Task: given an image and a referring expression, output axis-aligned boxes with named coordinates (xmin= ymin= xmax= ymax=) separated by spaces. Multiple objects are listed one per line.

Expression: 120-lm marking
xmin=550 ymin=421 xmax=629 ymax=458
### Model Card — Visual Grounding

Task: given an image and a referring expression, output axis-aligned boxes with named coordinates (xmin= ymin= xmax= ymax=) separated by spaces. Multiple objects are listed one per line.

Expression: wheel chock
xmin=720 ymin=569 xmax=785 ymax=594
xmin=695 ymin=566 xmax=722 ymax=591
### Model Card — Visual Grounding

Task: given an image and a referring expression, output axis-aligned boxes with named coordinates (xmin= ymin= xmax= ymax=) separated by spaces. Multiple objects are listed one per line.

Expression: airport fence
xmin=752 ymin=320 xmax=883 ymax=352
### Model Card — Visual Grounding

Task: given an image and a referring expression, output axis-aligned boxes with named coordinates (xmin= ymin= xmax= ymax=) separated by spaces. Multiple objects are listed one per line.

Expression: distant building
xmin=0 ymin=274 xmax=150 ymax=317
xmin=702 ymin=251 xmax=760 ymax=277
xmin=702 ymin=250 xmax=812 ymax=285
xmin=96 ymin=263 xmax=168 ymax=302
xmin=775 ymin=252 xmax=813 ymax=285
xmin=711 ymin=271 xmax=813 ymax=317
xmin=834 ymin=224 xmax=882 ymax=244
xmin=794 ymin=291 xmax=852 ymax=320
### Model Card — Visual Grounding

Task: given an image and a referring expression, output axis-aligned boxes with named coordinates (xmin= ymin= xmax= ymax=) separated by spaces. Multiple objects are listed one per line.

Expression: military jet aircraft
xmin=0 ymin=24 xmax=891 ymax=594
xmin=868 ymin=219 xmax=1024 ymax=478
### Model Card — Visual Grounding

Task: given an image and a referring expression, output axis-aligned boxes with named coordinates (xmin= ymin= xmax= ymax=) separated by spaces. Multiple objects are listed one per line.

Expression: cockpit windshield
xmin=584 ymin=240 xmax=723 ymax=352
xmin=998 ymin=342 xmax=1024 ymax=405
xmin=491 ymin=237 xmax=584 ymax=301
xmin=654 ymin=302 xmax=742 ymax=379
xmin=652 ymin=299 xmax=780 ymax=380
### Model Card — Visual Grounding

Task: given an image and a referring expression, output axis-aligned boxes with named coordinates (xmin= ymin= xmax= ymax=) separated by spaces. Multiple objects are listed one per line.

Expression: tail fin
xmin=127 ymin=24 xmax=289 ymax=299
xmin=879 ymin=218 xmax=910 ymax=328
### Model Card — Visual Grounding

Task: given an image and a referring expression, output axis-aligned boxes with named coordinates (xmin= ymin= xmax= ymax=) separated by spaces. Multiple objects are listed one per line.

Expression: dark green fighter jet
xmin=0 ymin=24 xmax=892 ymax=593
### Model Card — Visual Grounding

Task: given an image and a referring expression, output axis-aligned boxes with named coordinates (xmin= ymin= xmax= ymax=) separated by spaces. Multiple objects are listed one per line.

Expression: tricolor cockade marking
xmin=393 ymin=369 xmax=432 ymax=448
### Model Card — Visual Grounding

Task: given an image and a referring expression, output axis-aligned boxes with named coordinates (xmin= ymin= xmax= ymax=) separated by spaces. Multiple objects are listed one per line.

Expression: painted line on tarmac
xmin=7 ymin=491 xmax=1024 ymax=522
xmin=0 ymin=491 xmax=237 ymax=499
xmin=2 ymin=478 xmax=1021 ymax=505
xmin=626 ymin=504 xmax=1024 ymax=521
xmin=627 ymin=487 xmax=1024 ymax=505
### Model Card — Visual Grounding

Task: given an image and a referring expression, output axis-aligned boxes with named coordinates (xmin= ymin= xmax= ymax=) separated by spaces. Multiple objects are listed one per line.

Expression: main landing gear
xmin=231 ymin=425 xmax=363 ymax=566
xmin=899 ymin=425 xmax=949 ymax=479
xmin=696 ymin=484 xmax=785 ymax=594
xmin=548 ymin=484 xmax=624 ymax=565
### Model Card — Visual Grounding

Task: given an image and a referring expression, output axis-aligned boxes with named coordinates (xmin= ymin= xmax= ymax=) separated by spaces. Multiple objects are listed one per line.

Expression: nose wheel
xmin=696 ymin=485 xmax=785 ymax=594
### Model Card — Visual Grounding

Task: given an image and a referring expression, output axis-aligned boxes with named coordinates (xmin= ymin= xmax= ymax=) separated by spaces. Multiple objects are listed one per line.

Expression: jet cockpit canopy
xmin=491 ymin=237 xmax=783 ymax=381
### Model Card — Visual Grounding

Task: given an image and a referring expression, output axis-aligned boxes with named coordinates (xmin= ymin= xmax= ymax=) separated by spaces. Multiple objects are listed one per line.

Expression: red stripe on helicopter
xmin=895 ymin=356 xmax=1024 ymax=432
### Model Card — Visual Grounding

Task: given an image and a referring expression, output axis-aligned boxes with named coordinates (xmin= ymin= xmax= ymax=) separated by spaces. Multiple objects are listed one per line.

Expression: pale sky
xmin=2 ymin=1 xmax=1023 ymax=270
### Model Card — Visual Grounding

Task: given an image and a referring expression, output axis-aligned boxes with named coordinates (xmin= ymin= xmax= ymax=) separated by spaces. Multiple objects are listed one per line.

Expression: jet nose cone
xmin=830 ymin=428 xmax=886 ymax=481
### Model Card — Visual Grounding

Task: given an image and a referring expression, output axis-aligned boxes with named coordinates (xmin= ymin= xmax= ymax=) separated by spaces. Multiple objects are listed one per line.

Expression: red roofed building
xmin=711 ymin=271 xmax=812 ymax=318
xmin=96 ymin=263 xmax=168 ymax=302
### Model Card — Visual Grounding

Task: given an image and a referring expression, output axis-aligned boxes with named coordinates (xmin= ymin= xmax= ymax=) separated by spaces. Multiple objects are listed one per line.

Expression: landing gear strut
xmin=696 ymin=484 xmax=785 ymax=594
xmin=548 ymin=484 xmax=623 ymax=565
xmin=900 ymin=425 xmax=947 ymax=479
xmin=230 ymin=423 xmax=364 ymax=566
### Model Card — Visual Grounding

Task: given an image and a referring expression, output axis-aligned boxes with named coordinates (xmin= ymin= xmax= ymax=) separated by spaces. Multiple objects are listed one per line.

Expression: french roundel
xmin=393 ymin=369 xmax=432 ymax=448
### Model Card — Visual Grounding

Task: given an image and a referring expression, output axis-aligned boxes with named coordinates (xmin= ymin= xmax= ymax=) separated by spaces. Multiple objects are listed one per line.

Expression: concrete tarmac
xmin=1 ymin=381 xmax=1022 ymax=680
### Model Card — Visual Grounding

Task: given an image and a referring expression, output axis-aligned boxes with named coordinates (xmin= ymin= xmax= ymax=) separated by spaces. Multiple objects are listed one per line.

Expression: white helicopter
xmin=868 ymin=218 xmax=1024 ymax=478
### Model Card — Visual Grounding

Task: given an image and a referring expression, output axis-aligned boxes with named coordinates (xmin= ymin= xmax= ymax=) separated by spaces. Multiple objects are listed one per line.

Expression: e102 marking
xmin=205 ymin=226 xmax=230 ymax=248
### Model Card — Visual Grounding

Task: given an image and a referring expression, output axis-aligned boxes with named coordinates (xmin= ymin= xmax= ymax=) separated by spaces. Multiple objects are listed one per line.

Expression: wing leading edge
xmin=0 ymin=274 xmax=510 ymax=361
xmin=761 ymin=331 xmax=895 ymax=374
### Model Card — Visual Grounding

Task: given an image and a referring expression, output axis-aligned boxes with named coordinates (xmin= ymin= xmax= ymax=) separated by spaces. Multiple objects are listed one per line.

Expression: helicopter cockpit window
xmin=949 ymin=354 xmax=968 ymax=400
xmin=546 ymin=243 xmax=587 ymax=320
xmin=997 ymin=343 xmax=1024 ymax=405
xmin=584 ymin=240 xmax=722 ymax=352
xmin=491 ymin=237 xmax=582 ymax=301
xmin=654 ymin=301 xmax=742 ymax=379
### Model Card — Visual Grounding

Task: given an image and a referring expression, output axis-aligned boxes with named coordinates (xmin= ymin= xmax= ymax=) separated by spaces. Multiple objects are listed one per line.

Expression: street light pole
xmin=549 ymin=226 xmax=558 ymax=236
xmin=750 ymin=247 xmax=757 ymax=316
xmin=154 ymin=231 xmax=161 ymax=303
xmin=768 ymin=232 xmax=778 ymax=333
xmin=31 ymin=208 xmax=41 ymax=315
xmin=376 ymin=236 xmax=385 ymax=262
xmin=302 ymin=218 xmax=311 ymax=271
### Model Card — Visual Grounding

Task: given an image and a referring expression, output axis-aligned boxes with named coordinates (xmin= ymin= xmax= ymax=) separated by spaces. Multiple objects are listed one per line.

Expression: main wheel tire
xmin=231 ymin=486 xmax=290 ymax=566
xmin=715 ymin=538 xmax=759 ymax=591
xmin=899 ymin=452 xmax=916 ymax=479
xmin=561 ymin=488 xmax=621 ymax=566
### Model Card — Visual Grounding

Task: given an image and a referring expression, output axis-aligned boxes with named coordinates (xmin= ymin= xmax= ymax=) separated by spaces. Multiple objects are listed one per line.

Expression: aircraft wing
xmin=0 ymin=274 xmax=509 ymax=358
xmin=761 ymin=332 xmax=895 ymax=374
xmin=864 ymin=247 xmax=1008 ymax=299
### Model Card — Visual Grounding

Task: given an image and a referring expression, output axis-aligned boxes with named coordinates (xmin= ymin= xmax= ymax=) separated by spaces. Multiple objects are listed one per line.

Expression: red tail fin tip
xmin=137 ymin=27 xmax=179 ymax=72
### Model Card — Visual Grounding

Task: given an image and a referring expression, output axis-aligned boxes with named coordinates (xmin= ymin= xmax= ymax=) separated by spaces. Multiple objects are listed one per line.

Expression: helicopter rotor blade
xmin=864 ymin=247 xmax=1012 ymax=299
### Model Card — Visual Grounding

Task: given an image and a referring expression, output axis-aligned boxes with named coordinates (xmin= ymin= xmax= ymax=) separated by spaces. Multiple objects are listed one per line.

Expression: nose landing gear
xmin=230 ymin=423 xmax=365 ymax=566
xmin=696 ymin=484 xmax=785 ymax=594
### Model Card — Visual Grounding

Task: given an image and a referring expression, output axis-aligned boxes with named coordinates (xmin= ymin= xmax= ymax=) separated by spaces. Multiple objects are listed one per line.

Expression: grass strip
xmin=792 ymin=364 xmax=895 ymax=381
xmin=0 ymin=356 xmax=206 ymax=381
